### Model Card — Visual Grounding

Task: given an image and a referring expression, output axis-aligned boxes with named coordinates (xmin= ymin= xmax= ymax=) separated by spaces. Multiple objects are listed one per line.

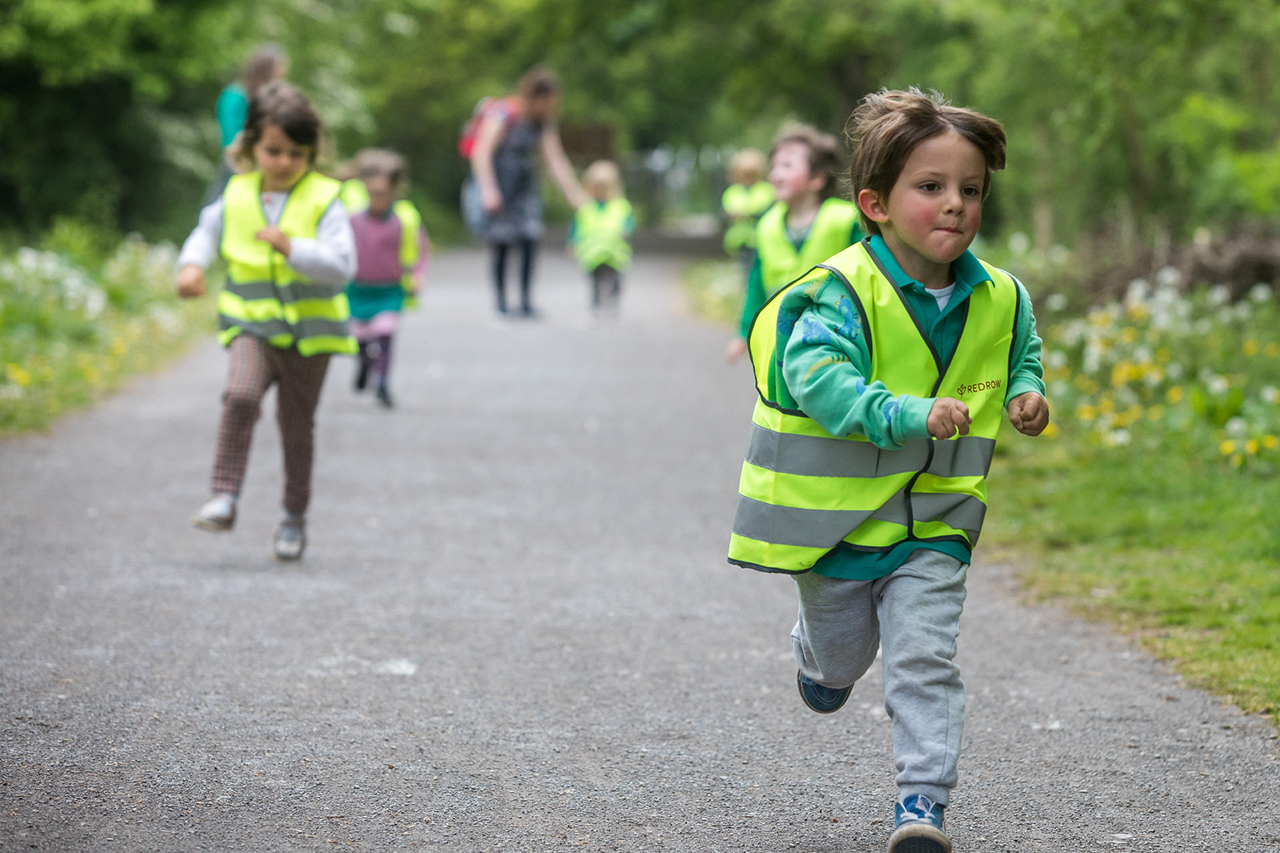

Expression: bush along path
xmin=0 ymin=235 xmax=211 ymax=434
xmin=0 ymin=249 xmax=1277 ymax=852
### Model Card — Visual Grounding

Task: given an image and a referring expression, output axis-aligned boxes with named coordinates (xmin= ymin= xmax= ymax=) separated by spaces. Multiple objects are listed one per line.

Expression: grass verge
xmin=1 ymin=235 xmax=213 ymax=434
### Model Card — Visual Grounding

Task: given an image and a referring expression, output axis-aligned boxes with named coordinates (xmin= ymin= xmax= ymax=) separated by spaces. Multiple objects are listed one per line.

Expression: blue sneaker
xmin=796 ymin=670 xmax=852 ymax=714
xmin=888 ymin=794 xmax=951 ymax=853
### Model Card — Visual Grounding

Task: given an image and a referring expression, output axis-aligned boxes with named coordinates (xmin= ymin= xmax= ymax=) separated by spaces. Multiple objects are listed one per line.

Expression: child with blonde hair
xmin=568 ymin=160 xmax=634 ymax=313
xmin=720 ymin=148 xmax=774 ymax=270
xmin=727 ymin=90 xmax=1048 ymax=853
xmin=343 ymin=148 xmax=431 ymax=408
xmin=177 ymin=81 xmax=355 ymax=561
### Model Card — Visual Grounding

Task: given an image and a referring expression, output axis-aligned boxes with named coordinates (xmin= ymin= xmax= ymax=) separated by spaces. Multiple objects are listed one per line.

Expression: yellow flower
xmin=1264 ymin=435 xmax=1279 ymax=450
xmin=1167 ymin=386 xmax=1184 ymax=403
xmin=1245 ymin=439 xmax=1259 ymax=455
xmin=1099 ymin=397 xmax=1115 ymax=414
xmin=1147 ymin=405 xmax=1164 ymax=420
xmin=1231 ymin=453 xmax=1245 ymax=468
xmin=1119 ymin=327 xmax=1139 ymax=344
xmin=1111 ymin=361 xmax=1136 ymax=386
xmin=83 ymin=365 xmax=100 ymax=384
xmin=110 ymin=337 xmax=127 ymax=356
xmin=1156 ymin=347 xmax=1172 ymax=363
xmin=1042 ymin=422 xmax=1059 ymax=439
xmin=1266 ymin=342 xmax=1280 ymax=358
xmin=1243 ymin=339 xmax=1259 ymax=357
xmin=1220 ymin=439 xmax=1237 ymax=455
xmin=1076 ymin=404 xmax=1098 ymax=422
xmin=5 ymin=363 xmax=31 ymax=387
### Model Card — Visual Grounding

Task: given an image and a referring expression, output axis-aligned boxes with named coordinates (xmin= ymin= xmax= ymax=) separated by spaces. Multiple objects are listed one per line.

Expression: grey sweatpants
xmin=792 ymin=549 xmax=967 ymax=805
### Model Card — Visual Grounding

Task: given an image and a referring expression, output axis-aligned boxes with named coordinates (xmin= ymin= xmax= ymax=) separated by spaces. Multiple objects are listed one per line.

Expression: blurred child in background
xmin=344 ymin=148 xmax=430 ymax=408
xmin=202 ymin=44 xmax=289 ymax=206
xmin=720 ymin=148 xmax=774 ymax=273
xmin=177 ymin=81 xmax=356 ymax=561
xmin=568 ymin=160 xmax=634 ymax=314
xmin=726 ymin=125 xmax=862 ymax=364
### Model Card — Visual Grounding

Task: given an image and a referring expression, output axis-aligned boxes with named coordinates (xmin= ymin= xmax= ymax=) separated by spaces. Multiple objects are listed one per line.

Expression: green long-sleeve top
xmin=737 ymin=218 xmax=864 ymax=339
xmin=775 ymin=235 xmax=1046 ymax=580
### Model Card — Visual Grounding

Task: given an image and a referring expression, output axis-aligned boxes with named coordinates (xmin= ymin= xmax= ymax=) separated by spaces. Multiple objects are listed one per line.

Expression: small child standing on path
xmin=344 ymin=148 xmax=431 ymax=408
xmin=727 ymin=89 xmax=1049 ymax=853
xmin=720 ymin=148 xmax=774 ymax=273
xmin=177 ymin=81 xmax=356 ymax=562
xmin=726 ymin=124 xmax=862 ymax=363
xmin=568 ymin=160 xmax=634 ymax=314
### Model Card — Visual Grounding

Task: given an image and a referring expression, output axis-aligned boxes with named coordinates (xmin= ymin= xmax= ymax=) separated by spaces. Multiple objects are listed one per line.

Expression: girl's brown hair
xmin=846 ymin=88 xmax=1006 ymax=236
xmin=771 ymin=124 xmax=844 ymax=200
xmin=239 ymin=43 xmax=288 ymax=98
xmin=355 ymin=148 xmax=408 ymax=193
xmin=232 ymin=80 xmax=326 ymax=168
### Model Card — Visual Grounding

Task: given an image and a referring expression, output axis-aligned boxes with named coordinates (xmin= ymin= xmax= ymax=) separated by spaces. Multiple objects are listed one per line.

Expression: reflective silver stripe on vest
xmin=217 ymin=315 xmax=350 ymax=341
xmin=745 ymin=424 xmax=995 ymax=479
xmin=225 ymin=280 xmax=347 ymax=302
xmin=733 ymin=497 xmax=877 ymax=548
xmin=733 ymin=488 xmax=986 ymax=549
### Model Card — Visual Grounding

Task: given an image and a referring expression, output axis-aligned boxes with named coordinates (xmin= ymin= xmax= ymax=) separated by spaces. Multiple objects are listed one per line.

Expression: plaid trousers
xmin=210 ymin=334 xmax=331 ymax=515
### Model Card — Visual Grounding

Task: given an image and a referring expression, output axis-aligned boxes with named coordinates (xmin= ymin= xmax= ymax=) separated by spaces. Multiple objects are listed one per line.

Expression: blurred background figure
xmin=721 ymin=148 xmax=774 ymax=276
xmin=726 ymin=125 xmax=861 ymax=364
xmin=467 ymin=66 xmax=587 ymax=318
xmin=568 ymin=160 xmax=634 ymax=315
xmin=201 ymin=43 xmax=289 ymax=207
xmin=344 ymin=148 xmax=431 ymax=409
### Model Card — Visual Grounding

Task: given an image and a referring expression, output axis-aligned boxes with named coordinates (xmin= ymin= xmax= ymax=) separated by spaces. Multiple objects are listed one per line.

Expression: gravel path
xmin=2 ymin=248 xmax=1277 ymax=852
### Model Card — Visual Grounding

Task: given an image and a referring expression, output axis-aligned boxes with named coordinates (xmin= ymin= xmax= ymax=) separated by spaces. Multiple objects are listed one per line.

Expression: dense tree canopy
xmin=3 ymin=0 xmax=1280 ymax=251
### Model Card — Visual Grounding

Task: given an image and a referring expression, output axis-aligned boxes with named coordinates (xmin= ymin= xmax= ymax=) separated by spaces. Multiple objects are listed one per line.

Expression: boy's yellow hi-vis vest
xmin=755 ymin=197 xmax=859 ymax=296
xmin=722 ymin=180 xmax=776 ymax=254
xmin=218 ymin=171 xmax=356 ymax=356
xmin=728 ymin=240 xmax=1019 ymax=574
xmin=572 ymin=198 xmax=633 ymax=272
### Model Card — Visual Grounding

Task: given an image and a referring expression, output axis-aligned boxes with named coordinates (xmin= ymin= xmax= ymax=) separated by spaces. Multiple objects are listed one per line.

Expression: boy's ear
xmin=858 ymin=189 xmax=890 ymax=225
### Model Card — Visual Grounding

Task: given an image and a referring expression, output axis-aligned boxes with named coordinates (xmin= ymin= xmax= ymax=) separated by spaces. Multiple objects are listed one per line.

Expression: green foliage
xmin=0 ymin=236 xmax=211 ymax=433
xmin=683 ymin=259 xmax=745 ymax=326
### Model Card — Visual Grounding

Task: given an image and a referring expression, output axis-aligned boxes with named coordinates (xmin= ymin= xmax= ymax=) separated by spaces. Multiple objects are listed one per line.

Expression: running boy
xmin=178 ymin=80 xmax=356 ymax=561
xmin=568 ymin=160 xmax=633 ymax=313
xmin=727 ymin=89 xmax=1049 ymax=853
xmin=726 ymin=125 xmax=861 ymax=364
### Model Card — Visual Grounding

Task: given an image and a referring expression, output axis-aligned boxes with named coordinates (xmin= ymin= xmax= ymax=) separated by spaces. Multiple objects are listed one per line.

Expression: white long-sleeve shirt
xmin=177 ymin=191 xmax=356 ymax=285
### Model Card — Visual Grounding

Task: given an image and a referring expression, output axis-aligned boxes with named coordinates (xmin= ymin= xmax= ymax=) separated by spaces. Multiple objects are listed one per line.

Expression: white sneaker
xmin=192 ymin=493 xmax=236 ymax=531
xmin=273 ymin=515 xmax=306 ymax=561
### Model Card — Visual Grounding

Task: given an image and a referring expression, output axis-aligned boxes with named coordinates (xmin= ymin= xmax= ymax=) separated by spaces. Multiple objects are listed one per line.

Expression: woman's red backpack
xmin=458 ymin=96 xmax=517 ymax=159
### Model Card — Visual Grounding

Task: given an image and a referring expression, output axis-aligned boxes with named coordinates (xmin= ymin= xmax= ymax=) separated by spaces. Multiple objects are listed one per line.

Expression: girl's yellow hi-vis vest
xmin=219 ymin=171 xmax=356 ymax=356
xmin=392 ymin=199 xmax=424 ymax=302
xmin=755 ymin=197 xmax=859 ymax=296
xmin=728 ymin=240 xmax=1019 ymax=574
xmin=572 ymin=198 xmax=633 ymax=272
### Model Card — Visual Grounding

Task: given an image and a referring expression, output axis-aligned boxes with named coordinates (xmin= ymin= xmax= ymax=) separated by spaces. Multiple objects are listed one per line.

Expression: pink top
xmin=350 ymin=209 xmax=429 ymax=284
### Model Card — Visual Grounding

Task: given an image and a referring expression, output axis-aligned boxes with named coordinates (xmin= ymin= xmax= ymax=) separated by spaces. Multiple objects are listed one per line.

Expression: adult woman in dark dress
xmin=469 ymin=66 xmax=587 ymax=316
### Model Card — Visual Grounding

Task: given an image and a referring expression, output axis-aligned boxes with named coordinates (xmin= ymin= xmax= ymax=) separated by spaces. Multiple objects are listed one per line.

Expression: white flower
xmin=1156 ymin=266 xmax=1182 ymax=288
xmin=1208 ymin=375 xmax=1230 ymax=396
xmin=1106 ymin=429 xmax=1132 ymax=446
xmin=1008 ymin=232 xmax=1030 ymax=255
xmin=1262 ymin=386 xmax=1279 ymax=404
xmin=1250 ymin=283 xmax=1273 ymax=303
xmin=1048 ymin=245 xmax=1070 ymax=265
xmin=1167 ymin=362 xmax=1183 ymax=379
xmin=1226 ymin=416 xmax=1248 ymax=436
xmin=1045 ymin=293 xmax=1068 ymax=312
xmin=1133 ymin=346 xmax=1152 ymax=364
xmin=1047 ymin=350 xmax=1068 ymax=369
xmin=1125 ymin=278 xmax=1150 ymax=306
xmin=1207 ymin=284 xmax=1231 ymax=307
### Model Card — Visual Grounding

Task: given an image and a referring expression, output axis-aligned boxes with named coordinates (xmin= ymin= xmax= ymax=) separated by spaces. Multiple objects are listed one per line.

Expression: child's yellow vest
xmin=755 ymin=197 xmax=859 ymax=295
xmin=572 ymin=198 xmax=633 ymax=272
xmin=728 ymin=241 xmax=1019 ymax=574
xmin=722 ymin=181 xmax=776 ymax=254
xmin=218 ymin=171 xmax=356 ymax=356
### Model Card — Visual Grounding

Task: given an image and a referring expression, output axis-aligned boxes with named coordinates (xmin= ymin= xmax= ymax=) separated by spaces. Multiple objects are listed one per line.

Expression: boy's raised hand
xmin=176 ymin=264 xmax=206 ymax=299
xmin=928 ymin=397 xmax=971 ymax=440
xmin=1008 ymin=391 xmax=1050 ymax=436
xmin=256 ymin=226 xmax=291 ymax=257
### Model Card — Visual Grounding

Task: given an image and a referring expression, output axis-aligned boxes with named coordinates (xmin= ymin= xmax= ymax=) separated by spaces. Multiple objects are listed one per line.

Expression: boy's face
xmin=862 ymin=130 xmax=985 ymax=271
xmin=769 ymin=141 xmax=825 ymax=205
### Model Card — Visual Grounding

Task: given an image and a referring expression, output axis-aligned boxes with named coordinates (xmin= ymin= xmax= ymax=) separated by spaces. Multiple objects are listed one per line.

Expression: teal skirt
xmin=346 ymin=282 xmax=405 ymax=321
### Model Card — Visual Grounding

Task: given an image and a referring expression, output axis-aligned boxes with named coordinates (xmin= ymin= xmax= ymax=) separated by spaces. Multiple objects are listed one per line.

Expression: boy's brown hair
xmin=846 ymin=88 xmax=1006 ymax=236
xmin=356 ymin=148 xmax=408 ymax=192
xmin=771 ymin=124 xmax=844 ymax=201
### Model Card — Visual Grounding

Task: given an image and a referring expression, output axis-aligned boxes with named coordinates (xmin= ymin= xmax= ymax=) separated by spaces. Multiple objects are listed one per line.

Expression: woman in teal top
xmin=200 ymin=45 xmax=288 ymax=206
